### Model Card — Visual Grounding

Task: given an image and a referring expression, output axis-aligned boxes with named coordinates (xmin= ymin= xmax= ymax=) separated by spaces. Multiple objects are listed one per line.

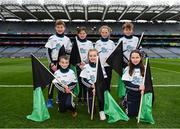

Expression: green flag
xmin=140 ymin=93 xmax=155 ymax=124
xmin=70 ymin=65 xmax=80 ymax=96
xmin=27 ymin=87 xmax=50 ymax=122
xmin=138 ymin=58 xmax=155 ymax=124
xmin=106 ymin=41 xmax=125 ymax=98
xmin=104 ymin=91 xmax=129 ymax=123
xmin=27 ymin=55 xmax=53 ymax=122
xmin=117 ymin=75 xmax=126 ymax=98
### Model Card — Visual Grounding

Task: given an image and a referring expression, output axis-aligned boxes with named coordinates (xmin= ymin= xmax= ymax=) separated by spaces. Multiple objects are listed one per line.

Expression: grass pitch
xmin=0 ymin=58 xmax=180 ymax=128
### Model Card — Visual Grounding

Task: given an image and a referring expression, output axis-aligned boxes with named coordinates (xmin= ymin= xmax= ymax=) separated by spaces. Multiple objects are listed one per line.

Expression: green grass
xmin=1 ymin=58 xmax=180 ymax=85
xmin=0 ymin=87 xmax=180 ymax=128
xmin=0 ymin=58 xmax=47 ymax=85
xmin=0 ymin=58 xmax=180 ymax=128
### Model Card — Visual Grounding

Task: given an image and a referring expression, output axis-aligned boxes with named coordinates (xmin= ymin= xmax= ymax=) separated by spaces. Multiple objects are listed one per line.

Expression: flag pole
xmin=31 ymin=54 xmax=76 ymax=98
xmin=48 ymin=83 xmax=53 ymax=95
xmin=136 ymin=32 xmax=144 ymax=49
xmin=137 ymin=57 xmax=148 ymax=123
xmin=90 ymin=56 xmax=99 ymax=120
xmin=91 ymin=93 xmax=95 ymax=120
xmin=87 ymin=92 xmax=90 ymax=114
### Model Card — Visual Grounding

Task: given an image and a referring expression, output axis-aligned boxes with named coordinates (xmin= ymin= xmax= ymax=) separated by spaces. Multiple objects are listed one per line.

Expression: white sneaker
xmin=99 ymin=111 xmax=106 ymax=120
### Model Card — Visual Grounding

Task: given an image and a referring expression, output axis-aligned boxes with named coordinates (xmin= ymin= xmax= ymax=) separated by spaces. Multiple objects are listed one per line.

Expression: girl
xmin=122 ymin=49 xmax=145 ymax=117
xmin=95 ymin=25 xmax=115 ymax=91
xmin=80 ymin=49 xmax=107 ymax=120
xmin=76 ymin=27 xmax=94 ymax=104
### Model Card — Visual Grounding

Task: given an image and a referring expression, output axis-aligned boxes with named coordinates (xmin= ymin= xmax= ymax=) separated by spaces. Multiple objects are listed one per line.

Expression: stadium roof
xmin=0 ymin=0 xmax=180 ymax=23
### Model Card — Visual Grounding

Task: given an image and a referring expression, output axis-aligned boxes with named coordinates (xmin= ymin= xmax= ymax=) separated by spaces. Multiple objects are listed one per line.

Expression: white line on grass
xmin=112 ymin=85 xmax=180 ymax=87
xmin=0 ymin=85 xmax=180 ymax=87
xmin=151 ymin=66 xmax=180 ymax=74
xmin=0 ymin=85 xmax=32 ymax=87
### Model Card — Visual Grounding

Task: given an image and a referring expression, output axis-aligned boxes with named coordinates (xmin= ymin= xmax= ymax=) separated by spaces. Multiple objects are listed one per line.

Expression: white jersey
xmin=45 ymin=34 xmax=72 ymax=61
xmin=80 ymin=64 xmax=107 ymax=84
xmin=95 ymin=39 xmax=115 ymax=67
xmin=53 ymin=69 xmax=77 ymax=85
xmin=80 ymin=64 xmax=97 ymax=84
xmin=122 ymin=66 xmax=144 ymax=86
xmin=76 ymin=39 xmax=94 ymax=63
xmin=118 ymin=36 xmax=139 ymax=60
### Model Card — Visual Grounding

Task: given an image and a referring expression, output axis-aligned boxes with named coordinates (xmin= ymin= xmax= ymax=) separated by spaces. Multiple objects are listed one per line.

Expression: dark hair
xmin=128 ymin=49 xmax=144 ymax=77
xmin=59 ymin=55 xmax=69 ymax=62
xmin=55 ymin=19 xmax=65 ymax=27
xmin=77 ymin=26 xmax=87 ymax=34
xmin=122 ymin=22 xmax=134 ymax=30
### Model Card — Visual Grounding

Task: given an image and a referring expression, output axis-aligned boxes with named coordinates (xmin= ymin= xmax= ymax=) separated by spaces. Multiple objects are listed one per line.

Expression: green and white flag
xmin=27 ymin=55 xmax=54 ymax=122
xmin=104 ymin=91 xmax=129 ymax=123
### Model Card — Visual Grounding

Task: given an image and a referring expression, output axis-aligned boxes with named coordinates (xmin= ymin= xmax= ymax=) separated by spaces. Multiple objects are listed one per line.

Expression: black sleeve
xmin=68 ymin=82 xmax=76 ymax=90
xmin=46 ymin=48 xmax=53 ymax=63
xmin=123 ymin=81 xmax=140 ymax=91
xmin=81 ymin=78 xmax=93 ymax=88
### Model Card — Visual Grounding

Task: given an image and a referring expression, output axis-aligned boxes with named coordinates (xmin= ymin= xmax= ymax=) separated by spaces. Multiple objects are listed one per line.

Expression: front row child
xmin=45 ymin=20 xmax=72 ymax=108
xmin=53 ymin=55 xmax=77 ymax=117
xmin=80 ymin=49 xmax=107 ymax=120
xmin=122 ymin=50 xmax=145 ymax=117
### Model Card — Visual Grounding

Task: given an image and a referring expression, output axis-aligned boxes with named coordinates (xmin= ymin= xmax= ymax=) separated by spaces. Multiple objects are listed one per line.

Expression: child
xmin=122 ymin=50 xmax=145 ymax=117
xmin=52 ymin=55 xmax=77 ymax=117
xmin=118 ymin=22 xmax=139 ymax=68
xmin=80 ymin=49 xmax=107 ymax=120
xmin=76 ymin=27 xmax=94 ymax=104
xmin=95 ymin=25 xmax=115 ymax=92
xmin=45 ymin=19 xmax=72 ymax=108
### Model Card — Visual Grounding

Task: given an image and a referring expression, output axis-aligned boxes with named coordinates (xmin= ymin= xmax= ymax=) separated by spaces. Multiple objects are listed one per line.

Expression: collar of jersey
xmin=77 ymin=36 xmax=87 ymax=42
xmin=133 ymin=64 xmax=140 ymax=68
xmin=59 ymin=66 xmax=69 ymax=73
xmin=124 ymin=35 xmax=133 ymax=39
xmin=100 ymin=37 xmax=109 ymax=42
xmin=56 ymin=32 xmax=64 ymax=38
xmin=89 ymin=62 xmax=96 ymax=68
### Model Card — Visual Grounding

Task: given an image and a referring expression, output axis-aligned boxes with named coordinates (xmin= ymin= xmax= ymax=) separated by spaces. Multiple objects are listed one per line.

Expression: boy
xmin=118 ymin=22 xmax=139 ymax=67
xmin=45 ymin=19 xmax=72 ymax=108
xmin=53 ymin=55 xmax=77 ymax=117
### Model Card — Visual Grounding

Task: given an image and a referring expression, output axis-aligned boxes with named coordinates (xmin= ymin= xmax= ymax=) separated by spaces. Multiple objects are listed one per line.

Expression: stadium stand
xmin=0 ymin=0 xmax=180 ymax=58
xmin=150 ymin=47 xmax=180 ymax=58
xmin=10 ymin=46 xmax=40 ymax=58
xmin=1 ymin=22 xmax=180 ymax=35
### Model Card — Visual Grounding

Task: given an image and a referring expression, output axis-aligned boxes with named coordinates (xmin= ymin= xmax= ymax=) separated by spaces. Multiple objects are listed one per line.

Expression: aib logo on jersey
xmin=55 ymin=44 xmax=61 ymax=50
xmin=132 ymin=76 xmax=141 ymax=85
xmin=61 ymin=80 xmax=67 ymax=85
xmin=80 ymin=48 xmax=86 ymax=54
xmin=90 ymin=75 xmax=95 ymax=83
xmin=126 ymin=45 xmax=133 ymax=52
xmin=101 ymin=47 xmax=108 ymax=53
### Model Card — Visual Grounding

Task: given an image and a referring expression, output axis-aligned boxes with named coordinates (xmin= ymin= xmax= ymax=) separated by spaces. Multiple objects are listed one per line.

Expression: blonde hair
xmin=98 ymin=25 xmax=112 ymax=34
xmin=87 ymin=49 xmax=98 ymax=61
